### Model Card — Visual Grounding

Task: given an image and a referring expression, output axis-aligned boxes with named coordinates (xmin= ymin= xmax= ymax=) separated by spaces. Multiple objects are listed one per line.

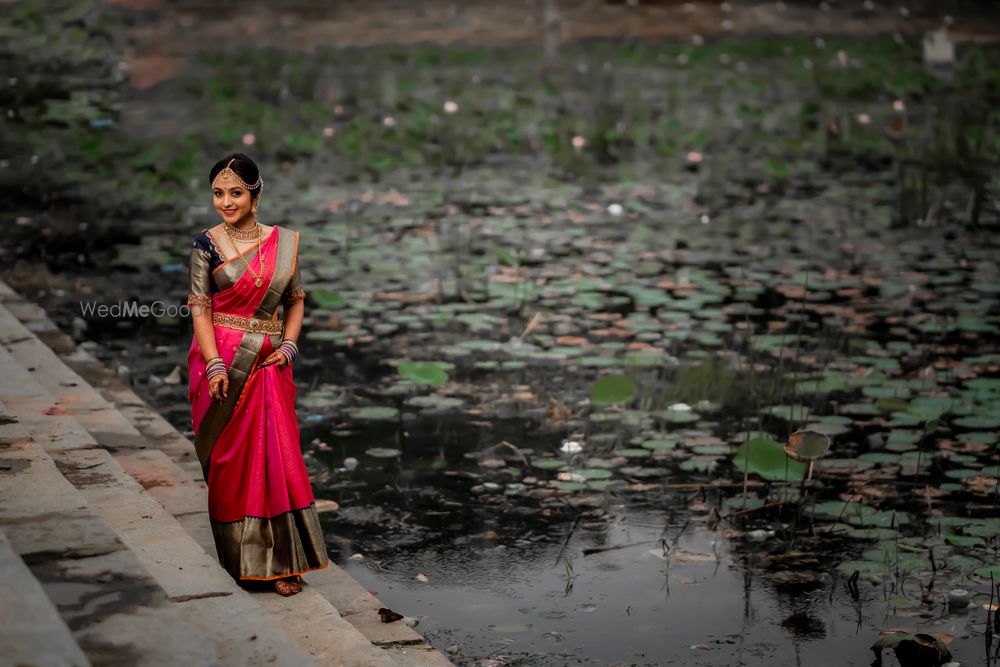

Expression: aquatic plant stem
xmin=554 ymin=514 xmax=581 ymax=567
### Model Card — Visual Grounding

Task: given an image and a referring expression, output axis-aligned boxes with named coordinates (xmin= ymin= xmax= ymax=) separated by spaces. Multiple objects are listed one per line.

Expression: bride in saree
xmin=186 ymin=153 xmax=329 ymax=596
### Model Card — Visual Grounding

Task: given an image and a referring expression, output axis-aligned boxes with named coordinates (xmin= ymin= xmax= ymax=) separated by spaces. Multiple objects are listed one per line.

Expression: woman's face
xmin=213 ymin=184 xmax=254 ymax=225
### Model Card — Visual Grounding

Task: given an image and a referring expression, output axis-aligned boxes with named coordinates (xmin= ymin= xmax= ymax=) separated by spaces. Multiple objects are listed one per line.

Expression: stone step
xmin=0 ymin=341 xmax=324 ymax=667
xmin=0 ymin=403 xmax=222 ymax=667
xmin=0 ymin=528 xmax=93 ymax=667
xmin=0 ymin=283 xmax=453 ymax=667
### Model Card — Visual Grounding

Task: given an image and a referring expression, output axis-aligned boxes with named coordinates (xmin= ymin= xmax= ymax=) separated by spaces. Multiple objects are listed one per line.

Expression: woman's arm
xmin=192 ymin=303 xmax=219 ymax=360
xmin=189 ymin=242 xmax=227 ymax=399
xmin=282 ymin=298 xmax=304 ymax=342
xmin=188 ymin=244 xmax=221 ymax=362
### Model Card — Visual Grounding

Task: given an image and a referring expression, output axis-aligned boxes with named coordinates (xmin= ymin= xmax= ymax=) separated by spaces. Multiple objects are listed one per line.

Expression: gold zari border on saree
xmin=210 ymin=503 xmax=330 ymax=581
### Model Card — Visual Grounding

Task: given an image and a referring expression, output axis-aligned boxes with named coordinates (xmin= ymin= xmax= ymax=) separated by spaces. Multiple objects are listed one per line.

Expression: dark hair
xmin=208 ymin=153 xmax=262 ymax=200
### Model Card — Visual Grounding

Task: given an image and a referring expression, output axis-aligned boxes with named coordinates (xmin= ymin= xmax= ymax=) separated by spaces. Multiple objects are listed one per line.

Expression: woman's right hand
xmin=208 ymin=373 xmax=229 ymax=401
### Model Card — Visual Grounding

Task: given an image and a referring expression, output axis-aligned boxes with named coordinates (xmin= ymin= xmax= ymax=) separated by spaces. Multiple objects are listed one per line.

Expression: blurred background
xmin=2 ymin=1 xmax=999 ymax=665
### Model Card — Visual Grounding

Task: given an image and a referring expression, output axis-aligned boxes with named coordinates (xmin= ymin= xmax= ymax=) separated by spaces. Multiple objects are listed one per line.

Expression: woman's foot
xmin=274 ymin=577 xmax=301 ymax=596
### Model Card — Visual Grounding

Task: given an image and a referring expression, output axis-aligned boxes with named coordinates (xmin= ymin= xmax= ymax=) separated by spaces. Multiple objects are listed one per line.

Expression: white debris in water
xmin=747 ymin=529 xmax=775 ymax=541
xmin=607 ymin=203 xmax=624 ymax=217
xmin=668 ymin=402 xmax=692 ymax=411
xmin=560 ymin=440 xmax=583 ymax=454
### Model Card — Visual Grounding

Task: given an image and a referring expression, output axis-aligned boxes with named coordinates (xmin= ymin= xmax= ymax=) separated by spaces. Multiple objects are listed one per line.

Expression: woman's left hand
xmin=260 ymin=350 xmax=289 ymax=368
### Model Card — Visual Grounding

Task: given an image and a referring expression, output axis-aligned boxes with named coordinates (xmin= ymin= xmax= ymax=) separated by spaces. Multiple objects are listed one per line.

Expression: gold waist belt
xmin=212 ymin=312 xmax=283 ymax=335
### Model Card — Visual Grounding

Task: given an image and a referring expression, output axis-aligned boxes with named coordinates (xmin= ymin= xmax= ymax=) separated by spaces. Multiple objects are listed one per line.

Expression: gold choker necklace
xmin=226 ymin=221 xmax=260 ymax=241
xmin=223 ymin=222 xmax=265 ymax=287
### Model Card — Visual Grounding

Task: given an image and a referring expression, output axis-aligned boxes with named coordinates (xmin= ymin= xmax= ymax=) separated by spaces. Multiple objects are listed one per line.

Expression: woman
xmin=186 ymin=153 xmax=329 ymax=596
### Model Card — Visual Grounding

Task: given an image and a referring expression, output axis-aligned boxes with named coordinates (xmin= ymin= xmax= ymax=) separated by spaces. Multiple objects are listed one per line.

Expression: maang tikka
xmin=212 ymin=158 xmax=263 ymax=193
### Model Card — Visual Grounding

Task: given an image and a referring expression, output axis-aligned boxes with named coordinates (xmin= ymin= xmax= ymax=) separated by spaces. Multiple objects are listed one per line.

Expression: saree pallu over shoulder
xmin=193 ymin=227 xmax=299 ymax=477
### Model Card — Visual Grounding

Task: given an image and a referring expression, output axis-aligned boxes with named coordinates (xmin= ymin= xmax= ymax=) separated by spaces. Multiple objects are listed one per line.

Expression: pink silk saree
xmin=186 ymin=225 xmax=328 ymax=581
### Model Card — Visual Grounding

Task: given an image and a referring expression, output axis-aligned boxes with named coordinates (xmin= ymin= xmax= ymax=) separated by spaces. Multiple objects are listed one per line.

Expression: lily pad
xmin=397 ymin=361 xmax=449 ymax=386
xmin=661 ymin=408 xmax=701 ymax=424
xmin=733 ymin=437 xmax=807 ymax=482
xmin=591 ymin=374 xmax=636 ymax=406
xmin=365 ymin=447 xmax=401 ymax=458
xmin=349 ymin=406 xmax=399 ymax=421
xmin=784 ymin=430 xmax=831 ymax=462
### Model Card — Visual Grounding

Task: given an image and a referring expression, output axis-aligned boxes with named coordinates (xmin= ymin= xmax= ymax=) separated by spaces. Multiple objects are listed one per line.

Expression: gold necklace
xmin=226 ymin=220 xmax=260 ymax=240
xmin=224 ymin=222 xmax=265 ymax=287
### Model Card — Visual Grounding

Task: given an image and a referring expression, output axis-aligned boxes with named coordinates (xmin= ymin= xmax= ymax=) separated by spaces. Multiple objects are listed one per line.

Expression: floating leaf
xmin=591 ymin=374 xmax=636 ymax=406
xmin=733 ymin=437 xmax=807 ymax=482
xmin=811 ymin=501 xmax=910 ymax=527
xmin=953 ymin=415 xmax=1000 ymax=429
xmin=397 ymin=360 xmax=449 ymax=386
xmin=973 ymin=564 xmax=1000 ymax=578
xmin=349 ymin=406 xmax=399 ymax=421
xmin=784 ymin=430 xmax=831 ymax=462
xmin=365 ymin=447 xmax=401 ymax=458
xmin=641 ymin=438 xmax=677 ymax=451
xmin=661 ymin=408 xmax=700 ymax=424
xmin=944 ymin=534 xmax=983 ymax=548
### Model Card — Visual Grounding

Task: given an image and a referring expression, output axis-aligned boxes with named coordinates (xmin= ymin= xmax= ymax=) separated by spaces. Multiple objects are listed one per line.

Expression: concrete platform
xmin=0 ymin=280 xmax=455 ymax=667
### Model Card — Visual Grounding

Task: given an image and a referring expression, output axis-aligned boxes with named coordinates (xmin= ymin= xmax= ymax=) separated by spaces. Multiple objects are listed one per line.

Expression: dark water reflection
xmin=303 ymin=416 xmax=984 ymax=666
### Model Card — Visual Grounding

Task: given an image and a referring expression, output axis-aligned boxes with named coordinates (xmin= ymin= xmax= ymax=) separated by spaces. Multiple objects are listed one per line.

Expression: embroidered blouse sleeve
xmin=282 ymin=232 xmax=306 ymax=307
xmin=187 ymin=234 xmax=213 ymax=308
